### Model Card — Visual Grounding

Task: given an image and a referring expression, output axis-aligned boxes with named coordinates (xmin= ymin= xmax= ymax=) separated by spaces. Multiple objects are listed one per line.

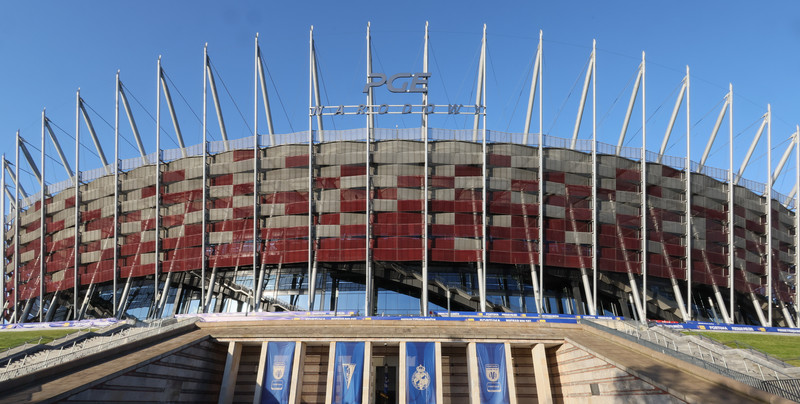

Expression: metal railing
xmin=682 ymin=332 xmax=798 ymax=380
xmin=725 ymin=339 xmax=795 ymax=369
xmin=0 ymin=327 xmax=96 ymax=364
xmin=582 ymin=319 xmax=800 ymax=402
xmin=0 ymin=318 xmax=197 ymax=383
xmin=0 ymin=336 xmax=44 ymax=356
xmin=0 ymin=336 xmax=46 ymax=364
xmin=764 ymin=379 xmax=800 ymax=400
xmin=640 ymin=323 xmax=795 ymax=380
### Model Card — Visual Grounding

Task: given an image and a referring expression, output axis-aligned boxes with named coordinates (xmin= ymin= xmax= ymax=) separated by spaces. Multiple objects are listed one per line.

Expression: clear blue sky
xmin=1 ymin=1 xmax=799 ymax=198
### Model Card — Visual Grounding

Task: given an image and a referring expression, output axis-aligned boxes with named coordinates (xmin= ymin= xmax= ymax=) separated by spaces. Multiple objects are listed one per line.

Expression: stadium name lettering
xmin=309 ymin=104 xmax=484 ymax=116
xmin=363 ymin=72 xmax=430 ymax=94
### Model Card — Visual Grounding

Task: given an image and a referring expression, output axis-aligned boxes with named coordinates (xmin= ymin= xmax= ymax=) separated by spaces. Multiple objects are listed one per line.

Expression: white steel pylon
xmin=117 ymin=73 xmax=149 ymax=165
xmin=615 ymin=56 xmax=644 ymax=156
xmin=157 ymin=57 xmax=187 ymax=158
xmin=204 ymin=44 xmax=230 ymax=151
xmin=255 ymin=33 xmax=276 ymax=144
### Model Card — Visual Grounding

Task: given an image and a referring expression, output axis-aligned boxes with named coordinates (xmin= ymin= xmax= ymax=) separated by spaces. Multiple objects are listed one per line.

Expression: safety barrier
xmin=581 ymin=319 xmax=800 ymax=402
xmin=0 ymin=317 xmax=198 ymax=382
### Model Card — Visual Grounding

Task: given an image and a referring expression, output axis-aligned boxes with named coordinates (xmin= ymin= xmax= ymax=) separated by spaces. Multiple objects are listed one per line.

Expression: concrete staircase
xmin=0 ymin=320 xmax=133 ymax=368
xmin=584 ymin=318 xmax=800 ymax=400
xmin=0 ymin=317 xmax=198 ymax=384
xmin=588 ymin=319 xmax=800 ymax=381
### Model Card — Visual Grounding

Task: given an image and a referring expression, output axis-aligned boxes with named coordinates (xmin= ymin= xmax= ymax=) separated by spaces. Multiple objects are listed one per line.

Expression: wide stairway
xmin=584 ymin=318 xmax=800 ymax=400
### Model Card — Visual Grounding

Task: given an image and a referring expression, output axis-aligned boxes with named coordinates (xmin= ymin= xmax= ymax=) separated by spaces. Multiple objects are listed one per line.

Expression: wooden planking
xmin=511 ymin=346 xmax=538 ymax=401
xmin=299 ymin=344 xmax=330 ymax=403
xmin=232 ymin=344 xmax=262 ymax=404
xmin=61 ymin=338 xmax=226 ymax=403
xmin=440 ymin=345 xmax=469 ymax=404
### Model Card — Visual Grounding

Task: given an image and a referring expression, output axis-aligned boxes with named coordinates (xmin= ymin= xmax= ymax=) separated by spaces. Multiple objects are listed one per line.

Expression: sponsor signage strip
xmin=20 ymin=313 xmax=793 ymax=335
xmin=309 ymin=104 xmax=484 ymax=116
xmin=660 ymin=322 xmax=800 ymax=333
xmin=0 ymin=318 xmax=119 ymax=330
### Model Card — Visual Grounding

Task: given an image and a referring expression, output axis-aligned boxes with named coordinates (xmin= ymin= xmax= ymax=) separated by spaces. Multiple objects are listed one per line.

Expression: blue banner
xmin=333 ymin=341 xmax=365 ymax=404
xmin=475 ymin=343 xmax=510 ymax=404
xmin=406 ymin=342 xmax=436 ymax=404
xmin=261 ymin=341 xmax=296 ymax=404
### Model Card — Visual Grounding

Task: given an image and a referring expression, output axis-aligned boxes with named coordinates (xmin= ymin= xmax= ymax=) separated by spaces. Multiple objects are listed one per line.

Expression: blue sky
xmin=1 ymin=1 xmax=799 ymax=198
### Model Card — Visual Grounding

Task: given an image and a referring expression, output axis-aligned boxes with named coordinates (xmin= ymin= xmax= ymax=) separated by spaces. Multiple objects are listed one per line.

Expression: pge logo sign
xmin=363 ymin=72 xmax=430 ymax=94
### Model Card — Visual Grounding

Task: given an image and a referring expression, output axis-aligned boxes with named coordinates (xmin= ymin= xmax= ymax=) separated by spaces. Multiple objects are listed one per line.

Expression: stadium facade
xmin=2 ymin=25 xmax=799 ymax=328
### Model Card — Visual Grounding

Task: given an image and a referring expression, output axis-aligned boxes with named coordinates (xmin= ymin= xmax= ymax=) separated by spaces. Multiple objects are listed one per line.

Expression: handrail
xmin=581 ymin=319 xmax=800 ymax=402
xmin=0 ymin=327 xmax=92 ymax=363
xmin=683 ymin=332 xmax=795 ymax=374
xmin=726 ymin=340 xmax=794 ymax=369
xmin=0 ymin=318 xmax=198 ymax=382
xmin=0 ymin=336 xmax=43 ymax=357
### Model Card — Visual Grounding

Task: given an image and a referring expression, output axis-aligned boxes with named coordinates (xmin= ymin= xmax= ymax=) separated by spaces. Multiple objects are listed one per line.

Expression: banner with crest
xmin=475 ymin=343 xmax=510 ymax=404
xmin=261 ymin=341 xmax=296 ymax=404
xmin=332 ymin=341 xmax=365 ymax=404
xmin=405 ymin=342 xmax=436 ymax=404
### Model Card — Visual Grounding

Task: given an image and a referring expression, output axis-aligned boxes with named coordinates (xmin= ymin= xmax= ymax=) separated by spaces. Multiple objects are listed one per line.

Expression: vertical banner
xmin=381 ymin=362 xmax=389 ymax=402
xmin=333 ymin=341 xmax=365 ymax=404
xmin=262 ymin=341 xmax=296 ymax=404
xmin=475 ymin=343 xmax=510 ymax=404
xmin=406 ymin=342 xmax=436 ymax=404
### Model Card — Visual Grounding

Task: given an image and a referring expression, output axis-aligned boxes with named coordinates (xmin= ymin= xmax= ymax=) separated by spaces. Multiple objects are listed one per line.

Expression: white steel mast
xmin=482 ymin=24 xmax=488 ymax=313
xmin=421 ymin=21 xmax=430 ymax=316
xmin=685 ymin=65 xmax=692 ymax=321
xmin=365 ymin=22 xmax=374 ymax=316
xmin=307 ymin=26 xmax=318 ymax=311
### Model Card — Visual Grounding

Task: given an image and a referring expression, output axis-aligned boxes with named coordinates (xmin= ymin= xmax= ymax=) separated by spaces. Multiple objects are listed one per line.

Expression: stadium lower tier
xmin=3 ymin=131 xmax=797 ymax=326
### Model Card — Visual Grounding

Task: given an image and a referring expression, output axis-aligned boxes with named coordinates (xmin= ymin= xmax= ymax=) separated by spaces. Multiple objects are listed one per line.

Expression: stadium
xmin=5 ymin=22 xmax=800 ymax=403
xmin=1 ymin=24 xmax=798 ymax=331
